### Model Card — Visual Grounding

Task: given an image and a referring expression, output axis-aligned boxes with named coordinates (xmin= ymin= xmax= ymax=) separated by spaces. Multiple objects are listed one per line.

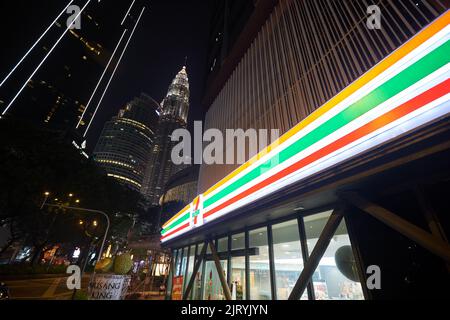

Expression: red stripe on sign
xmin=203 ymin=80 xmax=450 ymax=220
xmin=195 ymin=198 xmax=200 ymax=210
xmin=161 ymin=221 xmax=190 ymax=240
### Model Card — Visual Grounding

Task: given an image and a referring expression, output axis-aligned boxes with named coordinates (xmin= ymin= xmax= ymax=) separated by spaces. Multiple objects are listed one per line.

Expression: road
xmin=2 ymin=275 xmax=90 ymax=300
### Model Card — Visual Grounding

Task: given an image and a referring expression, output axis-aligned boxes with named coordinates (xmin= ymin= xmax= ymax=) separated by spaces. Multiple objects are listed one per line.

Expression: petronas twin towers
xmin=141 ymin=66 xmax=191 ymax=204
xmin=93 ymin=66 xmax=190 ymax=205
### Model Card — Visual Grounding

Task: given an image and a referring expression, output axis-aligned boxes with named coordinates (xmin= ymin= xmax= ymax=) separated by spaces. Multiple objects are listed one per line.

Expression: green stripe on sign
xmin=162 ymin=211 xmax=190 ymax=234
xmin=203 ymin=40 xmax=450 ymax=210
xmin=162 ymin=209 xmax=200 ymax=234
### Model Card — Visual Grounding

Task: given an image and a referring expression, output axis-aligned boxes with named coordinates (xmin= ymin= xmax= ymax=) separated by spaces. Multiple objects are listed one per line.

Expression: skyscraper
xmin=142 ymin=66 xmax=190 ymax=205
xmin=93 ymin=93 xmax=160 ymax=192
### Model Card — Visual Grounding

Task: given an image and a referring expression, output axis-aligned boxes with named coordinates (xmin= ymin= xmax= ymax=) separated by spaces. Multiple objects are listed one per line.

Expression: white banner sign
xmin=89 ymin=275 xmax=127 ymax=300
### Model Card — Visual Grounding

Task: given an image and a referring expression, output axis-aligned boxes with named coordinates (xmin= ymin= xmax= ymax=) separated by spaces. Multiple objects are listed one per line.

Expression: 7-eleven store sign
xmin=161 ymin=12 xmax=450 ymax=244
xmin=189 ymin=195 xmax=204 ymax=229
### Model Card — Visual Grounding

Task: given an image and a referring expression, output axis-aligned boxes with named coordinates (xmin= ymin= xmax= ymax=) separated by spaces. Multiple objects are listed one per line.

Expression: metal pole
xmin=86 ymin=212 xmax=110 ymax=292
xmin=340 ymin=192 xmax=450 ymax=262
xmin=267 ymin=225 xmax=277 ymax=300
xmin=209 ymin=241 xmax=232 ymax=301
xmin=288 ymin=210 xmax=344 ymax=300
xmin=40 ymin=194 xmax=49 ymax=210
xmin=414 ymin=186 xmax=448 ymax=242
xmin=297 ymin=217 xmax=315 ymax=300
xmin=414 ymin=186 xmax=450 ymax=272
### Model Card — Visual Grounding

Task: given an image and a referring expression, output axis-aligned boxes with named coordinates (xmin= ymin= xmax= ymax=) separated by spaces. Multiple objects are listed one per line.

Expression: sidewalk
xmin=125 ymin=291 xmax=166 ymax=300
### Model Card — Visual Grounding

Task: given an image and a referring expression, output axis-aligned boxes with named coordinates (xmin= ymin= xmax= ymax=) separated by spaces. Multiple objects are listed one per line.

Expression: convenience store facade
xmin=162 ymin=6 xmax=450 ymax=300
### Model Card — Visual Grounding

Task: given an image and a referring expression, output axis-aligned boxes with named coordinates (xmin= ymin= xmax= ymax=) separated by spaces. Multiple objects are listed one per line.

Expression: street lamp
xmin=75 ymin=199 xmax=80 ymax=204
xmin=41 ymin=204 xmax=111 ymax=294
xmin=40 ymin=192 xmax=50 ymax=209
xmin=69 ymin=193 xmax=74 ymax=198
xmin=93 ymin=220 xmax=98 ymax=227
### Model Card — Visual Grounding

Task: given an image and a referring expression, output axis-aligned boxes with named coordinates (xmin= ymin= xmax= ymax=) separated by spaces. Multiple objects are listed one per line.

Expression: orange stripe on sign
xmin=202 ymin=11 xmax=450 ymax=198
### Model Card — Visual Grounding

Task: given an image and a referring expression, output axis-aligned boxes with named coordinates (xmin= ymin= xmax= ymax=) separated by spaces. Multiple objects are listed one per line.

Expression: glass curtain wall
xmin=184 ymin=245 xmax=196 ymax=296
xmin=272 ymin=219 xmax=306 ymax=300
xmin=192 ymin=243 xmax=204 ymax=300
xmin=175 ymin=249 xmax=182 ymax=276
xmin=249 ymin=227 xmax=271 ymax=300
xmin=172 ymin=209 xmax=365 ymax=301
xmin=180 ymin=247 xmax=188 ymax=278
xmin=230 ymin=233 xmax=246 ymax=300
xmin=304 ymin=212 xmax=364 ymax=300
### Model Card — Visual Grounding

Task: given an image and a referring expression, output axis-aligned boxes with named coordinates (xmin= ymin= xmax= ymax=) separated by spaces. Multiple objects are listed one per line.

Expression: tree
xmin=0 ymin=118 xmax=158 ymax=263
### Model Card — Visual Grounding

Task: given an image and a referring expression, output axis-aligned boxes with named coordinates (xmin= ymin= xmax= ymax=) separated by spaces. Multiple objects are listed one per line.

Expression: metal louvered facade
xmin=198 ymin=0 xmax=448 ymax=193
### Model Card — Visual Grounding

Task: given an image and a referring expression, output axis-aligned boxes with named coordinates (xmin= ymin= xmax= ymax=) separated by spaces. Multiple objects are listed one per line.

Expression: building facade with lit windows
xmin=162 ymin=1 xmax=450 ymax=301
xmin=93 ymin=93 xmax=160 ymax=192
xmin=142 ymin=66 xmax=191 ymax=205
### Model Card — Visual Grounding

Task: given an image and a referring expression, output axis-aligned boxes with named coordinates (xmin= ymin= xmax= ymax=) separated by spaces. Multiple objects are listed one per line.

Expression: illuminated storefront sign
xmin=161 ymin=13 xmax=450 ymax=243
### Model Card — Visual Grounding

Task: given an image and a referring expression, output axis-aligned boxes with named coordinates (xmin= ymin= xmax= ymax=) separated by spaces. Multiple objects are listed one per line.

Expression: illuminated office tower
xmin=93 ymin=94 xmax=160 ymax=192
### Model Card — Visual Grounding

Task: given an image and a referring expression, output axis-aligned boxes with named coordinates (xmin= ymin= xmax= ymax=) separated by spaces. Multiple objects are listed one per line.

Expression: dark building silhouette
xmin=0 ymin=1 xmax=146 ymax=133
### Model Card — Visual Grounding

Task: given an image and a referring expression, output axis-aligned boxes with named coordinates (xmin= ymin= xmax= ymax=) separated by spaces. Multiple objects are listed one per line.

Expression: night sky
xmin=0 ymin=0 xmax=213 ymax=146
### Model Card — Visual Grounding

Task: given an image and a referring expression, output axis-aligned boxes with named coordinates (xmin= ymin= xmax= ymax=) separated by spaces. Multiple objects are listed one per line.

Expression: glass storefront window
xmin=231 ymin=232 xmax=245 ymax=250
xmin=304 ymin=211 xmax=364 ymax=300
xmin=230 ymin=233 xmax=246 ymax=300
xmin=166 ymin=250 xmax=177 ymax=300
xmin=184 ymin=245 xmax=196 ymax=295
xmin=249 ymin=227 xmax=272 ymax=300
xmin=218 ymin=237 xmax=229 ymax=253
xmin=203 ymin=260 xmax=228 ymax=300
xmin=180 ymin=247 xmax=188 ymax=278
xmin=175 ymin=249 xmax=182 ymax=276
xmin=272 ymin=219 xmax=306 ymax=300
xmin=192 ymin=243 xmax=204 ymax=300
